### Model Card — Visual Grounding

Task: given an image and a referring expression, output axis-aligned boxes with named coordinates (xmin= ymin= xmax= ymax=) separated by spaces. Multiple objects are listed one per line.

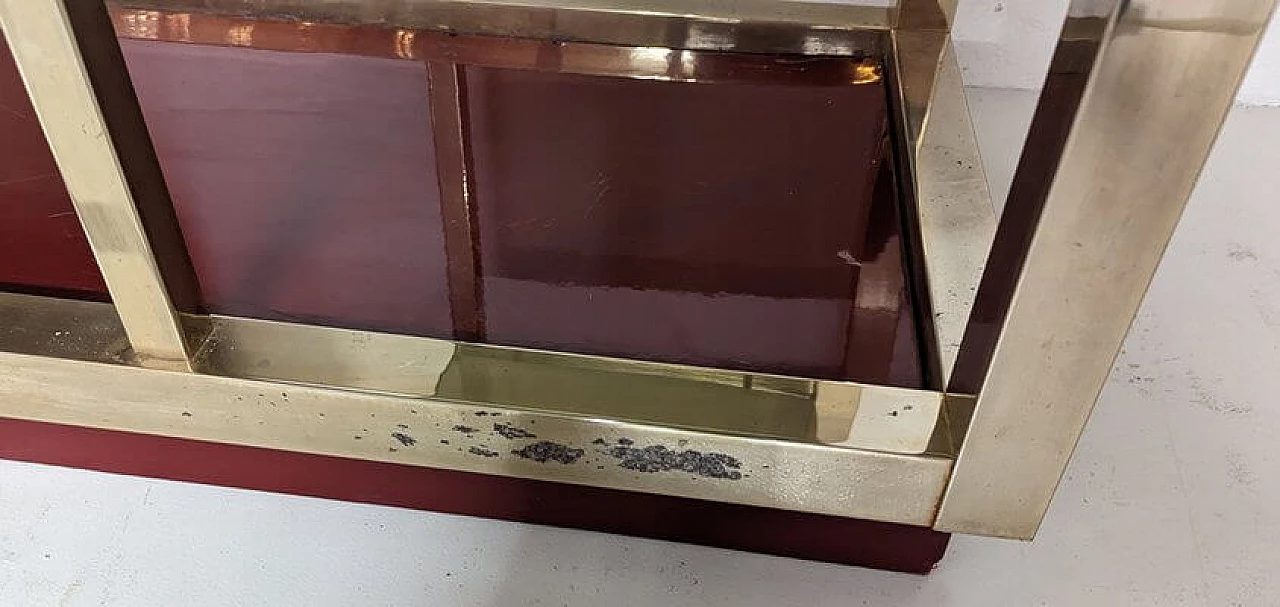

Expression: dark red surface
xmin=0 ymin=34 xmax=109 ymax=299
xmin=467 ymin=67 xmax=906 ymax=382
xmin=120 ymin=39 xmax=456 ymax=337
xmin=109 ymin=20 xmax=920 ymax=384
xmin=0 ymin=416 xmax=949 ymax=573
xmin=467 ymin=67 xmax=886 ymax=299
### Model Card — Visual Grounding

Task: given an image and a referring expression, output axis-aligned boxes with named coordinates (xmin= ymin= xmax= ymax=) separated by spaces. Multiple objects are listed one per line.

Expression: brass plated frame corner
xmin=935 ymin=0 xmax=1277 ymax=538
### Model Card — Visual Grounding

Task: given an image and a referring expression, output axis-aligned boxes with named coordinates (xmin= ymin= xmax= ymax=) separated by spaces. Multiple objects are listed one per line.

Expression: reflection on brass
xmin=852 ymin=61 xmax=883 ymax=84
xmin=0 ymin=293 xmax=129 ymax=363
xmin=392 ymin=28 xmax=415 ymax=59
xmin=813 ymin=383 xmax=860 ymax=444
xmin=111 ymin=0 xmax=890 ymax=57
xmin=162 ymin=12 xmax=190 ymax=42
xmin=905 ymin=39 xmax=997 ymax=390
xmin=116 ymin=7 xmax=158 ymax=39
xmin=883 ymin=16 xmax=1000 ymax=395
xmin=225 ymin=22 xmax=253 ymax=46
xmin=893 ymin=0 xmax=953 ymax=31
xmin=181 ymin=311 xmax=947 ymax=455
xmin=105 ymin=5 xmax=884 ymax=86
xmin=438 ymin=344 xmax=818 ymax=440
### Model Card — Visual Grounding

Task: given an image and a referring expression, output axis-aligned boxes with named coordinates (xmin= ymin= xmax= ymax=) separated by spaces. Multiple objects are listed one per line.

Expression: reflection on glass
xmin=0 ymin=33 xmax=108 ymax=299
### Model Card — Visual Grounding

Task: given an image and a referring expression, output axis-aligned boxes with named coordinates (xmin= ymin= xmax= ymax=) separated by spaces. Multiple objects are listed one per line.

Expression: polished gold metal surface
xmin=907 ymin=39 xmax=997 ymax=389
xmin=0 ymin=352 xmax=952 ymax=525
xmin=885 ymin=9 xmax=997 ymax=392
xmin=417 ymin=35 xmax=883 ymax=84
xmin=885 ymin=0 xmax=982 ymax=395
xmin=893 ymin=0 xmax=952 ymax=31
xmin=188 ymin=312 xmax=947 ymax=453
xmin=0 ymin=0 xmax=192 ymax=370
xmin=0 ymin=292 xmax=951 ymax=526
xmin=889 ymin=29 xmax=946 ymax=165
xmin=113 ymin=0 xmax=891 ymax=56
xmin=0 ymin=293 xmax=128 ymax=363
xmin=936 ymin=0 xmax=958 ymax=24
xmin=107 ymin=5 xmax=885 ymax=85
xmin=937 ymin=0 xmax=1278 ymax=539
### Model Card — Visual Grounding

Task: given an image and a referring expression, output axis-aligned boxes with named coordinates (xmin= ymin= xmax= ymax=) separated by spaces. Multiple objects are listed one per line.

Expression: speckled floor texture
xmin=1 ymin=90 xmax=1278 ymax=606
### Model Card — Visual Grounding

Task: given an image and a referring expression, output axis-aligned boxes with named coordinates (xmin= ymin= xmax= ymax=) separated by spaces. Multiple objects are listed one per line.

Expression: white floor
xmin=2 ymin=90 xmax=1278 ymax=606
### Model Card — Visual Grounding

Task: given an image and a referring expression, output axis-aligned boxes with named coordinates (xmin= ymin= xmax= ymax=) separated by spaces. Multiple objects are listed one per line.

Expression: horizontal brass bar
xmin=0 ymin=292 xmax=951 ymax=525
xmin=0 ymin=292 xmax=129 ymax=363
xmin=109 ymin=0 xmax=890 ymax=57
xmin=191 ymin=313 xmax=947 ymax=455
xmin=108 ymin=5 xmax=882 ymax=85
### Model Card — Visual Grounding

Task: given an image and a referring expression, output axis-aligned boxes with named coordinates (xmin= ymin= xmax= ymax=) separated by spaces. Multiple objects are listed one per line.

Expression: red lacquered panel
xmin=0 ymin=34 xmax=109 ymax=299
xmin=467 ymin=67 xmax=914 ymax=383
xmin=118 ymin=39 xmax=455 ymax=337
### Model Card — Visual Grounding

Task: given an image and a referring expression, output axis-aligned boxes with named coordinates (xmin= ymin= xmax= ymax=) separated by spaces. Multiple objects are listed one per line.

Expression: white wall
xmin=950 ymin=0 xmax=1280 ymax=105
xmin=1241 ymin=14 xmax=1280 ymax=105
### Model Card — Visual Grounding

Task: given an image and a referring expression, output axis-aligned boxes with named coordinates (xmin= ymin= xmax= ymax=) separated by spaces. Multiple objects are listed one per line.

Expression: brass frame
xmin=937 ymin=0 xmax=1278 ymax=537
xmin=0 ymin=296 xmax=951 ymax=526
xmin=0 ymin=0 xmax=1272 ymax=541
xmin=111 ymin=0 xmax=893 ymax=54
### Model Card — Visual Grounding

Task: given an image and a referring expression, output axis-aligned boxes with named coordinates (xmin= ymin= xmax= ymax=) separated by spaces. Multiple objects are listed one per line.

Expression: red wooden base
xmin=0 ymin=416 xmax=949 ymax=573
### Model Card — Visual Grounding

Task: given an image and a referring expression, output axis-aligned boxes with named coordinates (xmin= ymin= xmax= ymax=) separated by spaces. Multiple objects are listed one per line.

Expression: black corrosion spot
xmin=511 ymin=441 xmax=584 ymax=464
xmin=468 ymin=446 xmax=499 ymax=458
xmin=602 ymin=442 xmax=743 ymax=480
xmin=452 ymin=425 xmax=478 ymax=434
xmin=493 ymin=423 xmax=537 ymax=440
xmin=391 ymin=432 xmax=417 ymax=447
